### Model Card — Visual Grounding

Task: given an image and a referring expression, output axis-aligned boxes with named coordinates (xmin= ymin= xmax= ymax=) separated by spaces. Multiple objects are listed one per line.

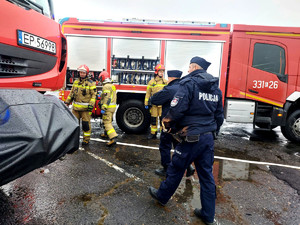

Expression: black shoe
xmin=194 ymin=208 xmax=219 ymax=225
xmin=148 ymin=186 xmax=166 ymax=206
xmin=186 ymin=164 xmax=195 ymax=177
xmin=155 ymin=168 xmax=167 ymax=176
xmin=82 ymin=140 xmax=89 ymax=146
xmin=147 ymin=133 xmax=157 ymax=140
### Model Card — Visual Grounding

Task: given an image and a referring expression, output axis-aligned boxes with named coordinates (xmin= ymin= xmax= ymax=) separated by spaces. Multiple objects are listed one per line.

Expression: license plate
xmin=17 ymin=30 xmax=56 ymax=54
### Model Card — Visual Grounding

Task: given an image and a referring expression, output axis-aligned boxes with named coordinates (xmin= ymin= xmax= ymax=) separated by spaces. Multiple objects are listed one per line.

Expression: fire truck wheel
xmin=116 ymin=99 xmax=151 ymax=134
xmin=281 ymin=110 xmax=300 ymax=143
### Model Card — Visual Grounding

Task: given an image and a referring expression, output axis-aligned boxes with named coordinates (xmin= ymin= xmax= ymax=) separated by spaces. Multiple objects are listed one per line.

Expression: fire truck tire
xmin=256 ymin=123 xmax=277 ymax=129
xmin=116 ymin=99 xmax=151 ymax=134
xmin=281 ymin=110 xmax=300 ymax=143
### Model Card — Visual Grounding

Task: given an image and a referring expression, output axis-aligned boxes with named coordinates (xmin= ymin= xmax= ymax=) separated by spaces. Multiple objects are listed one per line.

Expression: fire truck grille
xmin=0 ymin=43 xmax=57 ymax=78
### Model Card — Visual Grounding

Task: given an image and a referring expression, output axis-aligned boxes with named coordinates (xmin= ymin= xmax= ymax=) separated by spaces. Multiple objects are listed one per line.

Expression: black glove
xmin=88 ymin=105 xmax=93 ymax=112
xmin=148 ymin=97 xmax=152 ymax=107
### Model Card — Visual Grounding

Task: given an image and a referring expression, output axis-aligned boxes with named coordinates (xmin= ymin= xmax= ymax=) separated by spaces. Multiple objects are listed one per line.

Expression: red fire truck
xmin=0 ymin=0 xmax=67 ymax=91
xmin=60 ymin=17 xmax=300 ymax=143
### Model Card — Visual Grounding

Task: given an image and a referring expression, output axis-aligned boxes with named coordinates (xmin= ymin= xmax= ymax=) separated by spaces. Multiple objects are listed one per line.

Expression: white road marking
xmin=79 ymin=146 xmax=143 ymax=182
xmin=85 ymin=137 xmax=300 ymax=171
xmin=214 ymin=156 xmax=300 ymax=170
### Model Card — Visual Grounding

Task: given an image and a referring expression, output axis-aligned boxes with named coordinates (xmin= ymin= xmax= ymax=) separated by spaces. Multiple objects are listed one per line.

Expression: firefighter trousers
xmin=102 ymin=109 xmax=118 ymax=140
xmin=72 ymin=109 xmax=91 ymax=143
xmin=150 ymin=105 xmax=162 ymax=134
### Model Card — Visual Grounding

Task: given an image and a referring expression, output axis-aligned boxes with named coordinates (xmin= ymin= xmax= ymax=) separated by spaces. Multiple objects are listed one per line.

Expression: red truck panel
xmin=227 ymin=24 xmax=300 ymax=107
xmin=0 ymin=0 xmax=67 ymax=91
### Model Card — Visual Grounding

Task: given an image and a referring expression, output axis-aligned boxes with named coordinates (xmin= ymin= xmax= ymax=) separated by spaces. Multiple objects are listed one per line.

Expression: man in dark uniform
xmin=150 ymin=70 xmax=195 ymax=177
xmin=149 ymin=57 xmax=224 ymax=225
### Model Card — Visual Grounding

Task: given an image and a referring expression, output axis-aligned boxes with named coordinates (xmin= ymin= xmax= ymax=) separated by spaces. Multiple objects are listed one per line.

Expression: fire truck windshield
xmin=7 ymin=0 xmax=53 ymax=19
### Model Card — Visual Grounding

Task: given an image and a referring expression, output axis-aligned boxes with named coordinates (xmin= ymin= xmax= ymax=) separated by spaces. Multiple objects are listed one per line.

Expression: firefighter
xmin=99 ymin=71 xmax=118 ymax=147
xmin=149 ymin=57 xmax=224 ymax=225
xmin=65 ymin=65 xmax=97 ymax=146
xmin=150 ymin=70 xmax=195 ymax=177
xmin=144 ymin=64 xmax=168 ymax=139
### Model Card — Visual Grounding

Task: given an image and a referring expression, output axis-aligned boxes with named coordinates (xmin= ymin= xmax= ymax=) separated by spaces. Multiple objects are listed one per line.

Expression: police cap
xmin=190 ymin=56 xmax=211 ymax=70
xmin=167 ymin=70 xmax=182 ymax=78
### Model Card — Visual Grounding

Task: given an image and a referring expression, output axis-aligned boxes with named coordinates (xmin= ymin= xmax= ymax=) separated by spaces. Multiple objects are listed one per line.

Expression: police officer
xmin=149 ymin=57 xmax=224 ymax=225
xmin=99 ymin=71 xmax=118 ymax=147
xmin=144 ymin=64 xmax=168 ymax=139
xmin=150 ymin=70 xmax=195 ymax=177
xmin=65 ymin=65 xmax=97 ymax=146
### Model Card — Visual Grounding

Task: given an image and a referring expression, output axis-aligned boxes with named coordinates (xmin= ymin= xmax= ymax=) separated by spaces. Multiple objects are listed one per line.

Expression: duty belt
xmin=184 ymin=132 xmax=212 ymax=143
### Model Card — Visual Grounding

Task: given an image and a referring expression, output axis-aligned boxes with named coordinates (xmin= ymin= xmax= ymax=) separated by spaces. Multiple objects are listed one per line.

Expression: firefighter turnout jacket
xmin=65 ymin=78 xmax=97 ymax=110
xmin=100 ymin=83 xmax=117 ymax=112
xmin=144 ymin=76 xmax=168 ymax=106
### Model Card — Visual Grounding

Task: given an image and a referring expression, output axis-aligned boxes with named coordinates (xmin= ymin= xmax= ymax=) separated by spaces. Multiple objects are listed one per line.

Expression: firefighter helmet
xmin=99 ymin=71 xmax=111 ymax=84
xmin=77 ymin=64 xmax=89 ymax=74
xmin=154 ymin=64 xmax=165 ymax=74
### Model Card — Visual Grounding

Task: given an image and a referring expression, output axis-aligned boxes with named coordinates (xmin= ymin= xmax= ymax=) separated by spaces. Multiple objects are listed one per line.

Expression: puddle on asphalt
xmin=173 ymin=155 xmax=300 ymax=223
xmin=173 ymin=159 xmax=252 ymax=209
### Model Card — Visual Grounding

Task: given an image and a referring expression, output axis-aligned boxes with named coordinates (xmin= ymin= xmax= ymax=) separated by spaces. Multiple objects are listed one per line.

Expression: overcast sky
xmin=52 ymin=0 xmax=300 ymax=27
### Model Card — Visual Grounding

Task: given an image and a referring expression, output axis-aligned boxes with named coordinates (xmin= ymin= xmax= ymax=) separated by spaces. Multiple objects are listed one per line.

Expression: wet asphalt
xmin=1 ymin=119 xmax=300 ymax=225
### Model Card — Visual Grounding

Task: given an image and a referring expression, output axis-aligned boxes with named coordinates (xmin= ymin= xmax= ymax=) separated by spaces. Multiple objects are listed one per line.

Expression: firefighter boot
xmin=82 ymin=140 xmax=89 ymax=146
xmin=147 ymin=133 xmax=157 ymax=140
xmin=155 ymin=166 xmax=167 ymax=177
xmin=100 ymin=133 xmax=108 ymax=138
xmin=186 ymin=164 xmax=195 ymax=177
xmin=106 ymin=138 xmax=117 ymax=147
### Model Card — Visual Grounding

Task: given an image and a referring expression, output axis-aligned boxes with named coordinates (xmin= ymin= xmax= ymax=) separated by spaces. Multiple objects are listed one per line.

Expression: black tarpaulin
xmin=0 ymin=90 xmax=79 ymax=186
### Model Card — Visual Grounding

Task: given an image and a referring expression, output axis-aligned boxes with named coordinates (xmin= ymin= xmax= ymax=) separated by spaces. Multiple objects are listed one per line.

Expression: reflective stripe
xmin=90 ymin=99 xmax=96 ymax=102
xmin=73 ymin=84 xmax=96 ymax=89
xmin=73 ymin=104 xmax=88 ymax=108
xmin=73 ymin=84 xmax=88 ymax=89
xmin=103 ymin=90 xmax=110 ymax=93
xmin=107 ymin=104 xmax=116 ymax=108
xmin=102 ymin=104 xmax=108 ymax=108
xmin=67 ymin=96 xmax=71 ymax=100
xmin=151 ymin=128 xmax=157 ymax=132
xmin=148 ymin=84 xmax=166 ymax=89
xmin=74 ymin=101 xmax=89 ymax=106
xmin=83 ymin=132 xmax=91 ymax=136
xmin=155 ymin=84 xmax=166 ymax=87
xmin=107 ymin=128 xmax=116 ymax=135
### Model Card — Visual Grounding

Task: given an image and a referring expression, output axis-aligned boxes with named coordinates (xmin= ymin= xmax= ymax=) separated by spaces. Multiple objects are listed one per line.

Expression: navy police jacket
xmin=165 ymin=69 xmax=224 ymax=136
xmin=150 ymin=79 xmax=181 ymax=118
